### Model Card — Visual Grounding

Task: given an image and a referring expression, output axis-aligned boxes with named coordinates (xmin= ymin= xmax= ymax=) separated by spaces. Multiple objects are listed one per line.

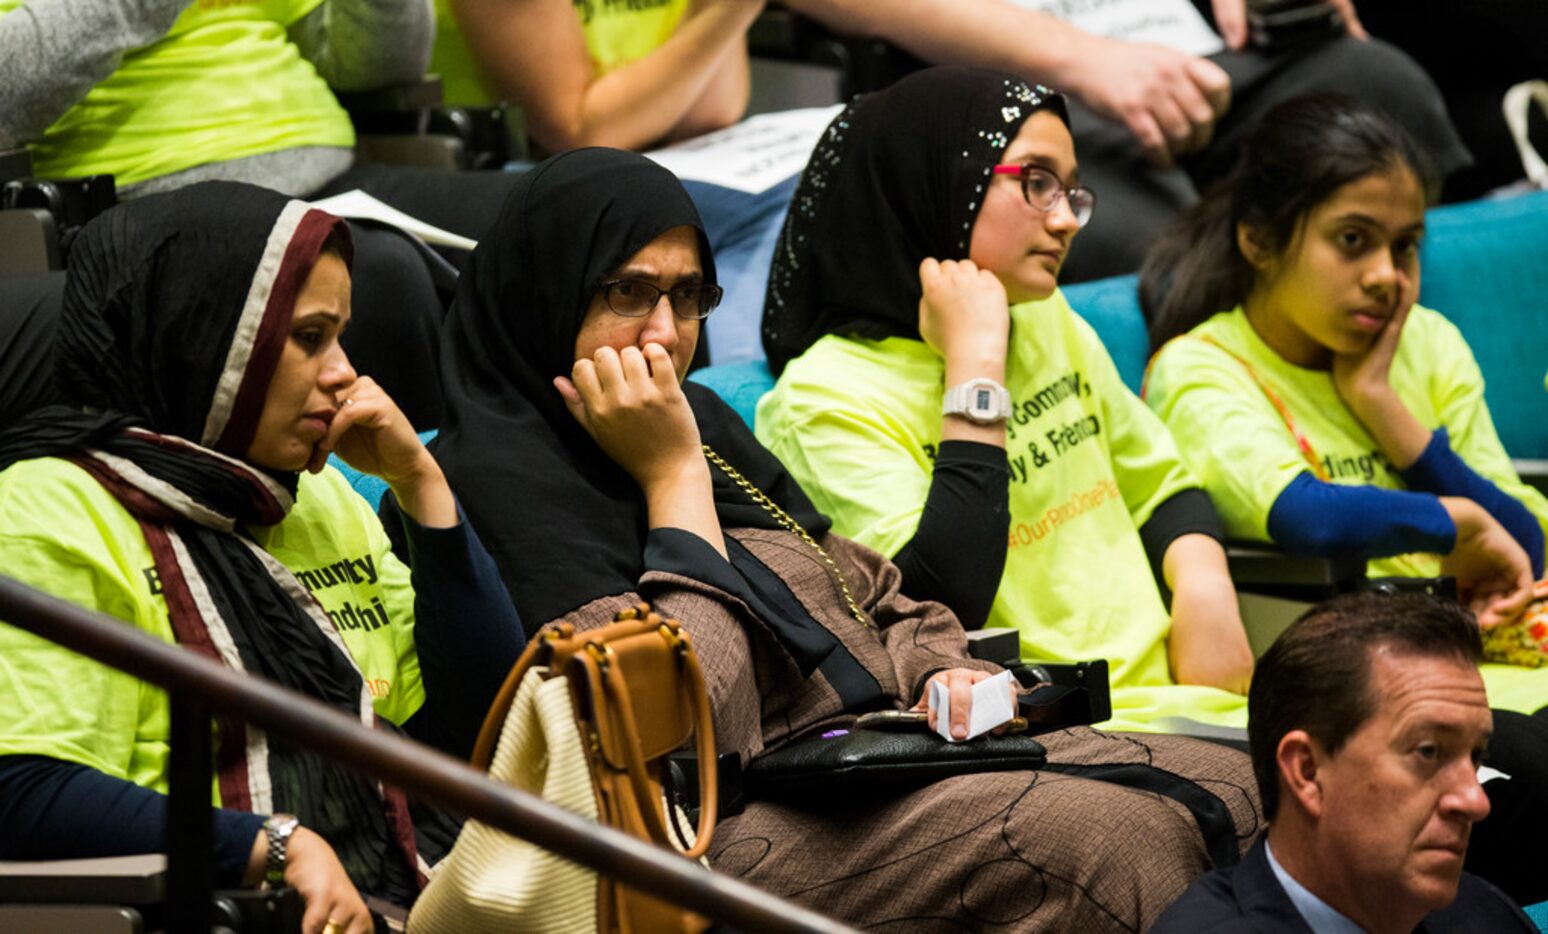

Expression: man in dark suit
xmin=1152 ymin=592 xmax=1534 ymax=933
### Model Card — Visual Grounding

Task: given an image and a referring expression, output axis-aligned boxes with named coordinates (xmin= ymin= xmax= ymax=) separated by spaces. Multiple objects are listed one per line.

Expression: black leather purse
xmin=744 ymin=717 xmax=1047 ymax=800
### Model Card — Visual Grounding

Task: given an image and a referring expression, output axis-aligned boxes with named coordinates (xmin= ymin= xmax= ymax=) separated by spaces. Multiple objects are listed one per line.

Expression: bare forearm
xmin=1164 ymin=533 xmax=1252 ymax=693
xmin=1345 ymin=387 xmax=1431 ymax=470
xmin=783 ymin=0 xmax=1088 ymax=84
xmin=572 ymin=3 xmax=758 ymax=149
xmin=463 ymin=0 xmax=760 ymax=153
xmin=387 ymin=456 xmax=459 ymax=530
xmin=666 ymin=21 xmax=752 ymax=143
xmin=645 ymin=461 xmax=728 ymax=559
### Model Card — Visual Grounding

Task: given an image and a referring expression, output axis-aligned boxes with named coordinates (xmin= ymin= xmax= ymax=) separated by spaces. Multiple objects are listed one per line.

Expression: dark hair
xmin=1141 ymin=95 xmax=1438 ymax=350
xmin=1248 ymin=592 xmax=1481 ymax=820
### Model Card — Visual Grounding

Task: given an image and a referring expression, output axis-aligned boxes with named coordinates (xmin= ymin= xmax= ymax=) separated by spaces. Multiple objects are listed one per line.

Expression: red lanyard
xmin=1144 ymin=335 xmax=1330 ymax=482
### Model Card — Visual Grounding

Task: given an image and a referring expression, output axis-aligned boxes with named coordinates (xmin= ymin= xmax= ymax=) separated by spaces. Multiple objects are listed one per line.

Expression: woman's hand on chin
xmin=1331 ymin=301 xmax=1431 ymax=469
xmin=556 ymin=343 xmax=707 ymax=493
xmin=557 ymin=343 xmax=726 ymax=557
xmin=1331 ymin=300 xmax=1410 ymax=406
xmin=310 ymin=376 xmax=457 ymax=527
xmin=917 ymin=257 xmax=1010 ymax=378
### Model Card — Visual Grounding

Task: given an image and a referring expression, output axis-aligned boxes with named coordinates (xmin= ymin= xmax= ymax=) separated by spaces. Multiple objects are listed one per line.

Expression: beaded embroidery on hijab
xmin=762 ymin=67 xmax=1066 ymax=374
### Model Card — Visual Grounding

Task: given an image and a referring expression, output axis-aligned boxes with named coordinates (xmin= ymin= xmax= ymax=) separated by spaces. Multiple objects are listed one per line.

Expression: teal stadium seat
xmin=1417 ymin=190 xmax=1548 ymax=459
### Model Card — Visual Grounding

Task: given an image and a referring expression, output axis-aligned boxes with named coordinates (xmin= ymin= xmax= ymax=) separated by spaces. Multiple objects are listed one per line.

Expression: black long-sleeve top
xmin=894 ymin=441 xmax=1224 ymax=626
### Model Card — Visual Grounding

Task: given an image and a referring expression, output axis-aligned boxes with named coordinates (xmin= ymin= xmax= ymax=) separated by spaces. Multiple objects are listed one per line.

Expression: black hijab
xmin=0 ymin=183 xmax=436 ymax=903
xmin=762 ymin=66 xmax=1069 ymax=374
xmin=432 ymin=148 xmax=828 ymax=628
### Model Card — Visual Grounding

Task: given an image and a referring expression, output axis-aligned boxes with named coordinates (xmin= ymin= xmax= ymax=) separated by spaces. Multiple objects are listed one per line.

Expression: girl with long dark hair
xmin=1142 ymin=94 xmax=1548 ymax=714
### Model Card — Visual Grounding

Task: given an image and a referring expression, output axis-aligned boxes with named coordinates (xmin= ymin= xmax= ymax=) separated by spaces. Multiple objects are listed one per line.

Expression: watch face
xmin=975 ymin=388 xmax=993 ymax=411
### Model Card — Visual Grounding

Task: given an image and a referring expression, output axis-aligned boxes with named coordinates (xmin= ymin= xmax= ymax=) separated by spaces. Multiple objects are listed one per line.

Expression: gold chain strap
xmin=701 ymin=443 xmax=873 ymax=630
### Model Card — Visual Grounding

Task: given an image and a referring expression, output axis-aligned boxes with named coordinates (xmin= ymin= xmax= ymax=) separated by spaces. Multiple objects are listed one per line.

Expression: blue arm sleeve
xmin=1266 ymin=472 xmax=1457 ymax=559
xmin=1401 ymin=429 xmax=1544 ymax=577
xmin=399 ymin=507 xmax=527 ymax=761
xmin=0 ymin=755 xmax=265 ymax=886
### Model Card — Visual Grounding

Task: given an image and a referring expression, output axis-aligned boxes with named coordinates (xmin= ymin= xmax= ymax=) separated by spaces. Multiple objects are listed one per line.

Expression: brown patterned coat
xmin=549 ymin=527 xmax=1263 ymax=932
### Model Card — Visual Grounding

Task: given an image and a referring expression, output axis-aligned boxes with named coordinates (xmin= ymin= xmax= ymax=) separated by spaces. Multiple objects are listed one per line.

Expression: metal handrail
xmin=0 ymin=574 xmax=853 ymax=933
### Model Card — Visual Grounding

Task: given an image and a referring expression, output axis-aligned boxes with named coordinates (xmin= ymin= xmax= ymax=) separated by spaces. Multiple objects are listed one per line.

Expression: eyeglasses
xmin=991 ymin=164 xmax=1097 ymax=228
xmin=596 ymin=278 xmax=723 ymax=320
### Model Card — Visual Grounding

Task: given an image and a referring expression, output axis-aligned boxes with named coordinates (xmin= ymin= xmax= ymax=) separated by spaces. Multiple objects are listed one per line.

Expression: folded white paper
xmin=1008 ymin=0 xmax=1224 ymax=57
xmin=929 ymin=670 xmax=1016 ymax=743
xmin=308 ymin=190 xmax=477 ymax=251
xmin=644 ymin=105 xmax=845 ymax=194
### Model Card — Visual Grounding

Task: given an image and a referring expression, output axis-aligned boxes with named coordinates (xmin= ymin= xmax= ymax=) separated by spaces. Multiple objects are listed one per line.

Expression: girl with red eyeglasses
xmin=757 ymin=66 xmax=1254 ymax=735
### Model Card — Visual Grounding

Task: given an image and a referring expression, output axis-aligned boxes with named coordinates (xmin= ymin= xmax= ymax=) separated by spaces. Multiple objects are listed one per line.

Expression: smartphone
xmin=854 ymin=710 xmax=929 ymax=731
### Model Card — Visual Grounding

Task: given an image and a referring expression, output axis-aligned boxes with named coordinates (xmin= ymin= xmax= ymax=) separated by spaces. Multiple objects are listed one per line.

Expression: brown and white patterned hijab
xmin=0 ymin=182 xmax=434 ymax=902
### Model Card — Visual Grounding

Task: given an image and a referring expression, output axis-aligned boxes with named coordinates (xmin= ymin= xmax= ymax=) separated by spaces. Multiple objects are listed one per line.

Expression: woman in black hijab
xmin=429 ymin=146 xmax=1264 ymax=930
xmin=0 ymin=182 xmax=522 ymax=932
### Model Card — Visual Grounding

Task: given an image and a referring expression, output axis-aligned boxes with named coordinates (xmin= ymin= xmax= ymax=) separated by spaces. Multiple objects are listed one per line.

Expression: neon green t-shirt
xmin=0 ymin=458 xmax=422 ymax=800
xmin=1146 ymin=305 xmax=1548 ymax=714
xmin=756 ymin=292 xmax=1249 ymax=733
xmin=3 ymin=0 xmax=354 ymax=186
xmin=431 ymin=0 xmax=690 ymax=107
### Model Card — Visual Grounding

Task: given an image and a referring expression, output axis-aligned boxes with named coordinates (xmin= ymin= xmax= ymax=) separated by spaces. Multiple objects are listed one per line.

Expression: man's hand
xmin=1063 ymin=35 xmax=1231 ymax=167
xmin=1211 ymin=0 xmax=1368 ymax=51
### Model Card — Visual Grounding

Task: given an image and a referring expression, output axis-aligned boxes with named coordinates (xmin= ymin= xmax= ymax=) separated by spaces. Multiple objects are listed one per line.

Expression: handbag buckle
xmin=585 ymin=641 xmax=614 ymax=670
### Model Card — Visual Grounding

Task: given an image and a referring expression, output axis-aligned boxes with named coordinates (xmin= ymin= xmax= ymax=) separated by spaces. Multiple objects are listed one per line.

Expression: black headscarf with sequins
xmin=761 ymin=66 xmax=1068 ymax=375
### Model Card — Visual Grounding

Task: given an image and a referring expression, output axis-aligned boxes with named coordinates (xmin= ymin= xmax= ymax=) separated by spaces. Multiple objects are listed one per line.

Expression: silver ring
xmin=343 ymin=398 xmax=355 ymax=407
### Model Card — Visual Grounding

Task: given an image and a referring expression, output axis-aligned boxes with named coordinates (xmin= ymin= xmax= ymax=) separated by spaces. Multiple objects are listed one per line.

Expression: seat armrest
xmin=1 ymin=147 xmax=33 ymax=185
xmin=1514 ymin=459 xmax=1548 ymax=498
xmin=1226 ymin=538 xmax=1365 ymax=600
xmin=748 ymin=8 xmax=846 ymax=66
xmin=0 ymin=854 xmax=165 ymax=905
xmin=965 ymin=628 xmax=1020 ymax=667
xmin=0 ymin=208 xmax=61 ymax=274
xmin=334 ymin=75 xmax=445 ymax=116
xmin=341 ymin=76 xmax=521 ymax=169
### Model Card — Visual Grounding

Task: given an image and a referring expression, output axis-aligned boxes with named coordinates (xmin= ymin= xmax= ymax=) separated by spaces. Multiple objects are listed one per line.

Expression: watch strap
xmin=263 ymin=814 xmax=299 ymax=887
xmin=943 ymin=378 xmax=1011 ymax=423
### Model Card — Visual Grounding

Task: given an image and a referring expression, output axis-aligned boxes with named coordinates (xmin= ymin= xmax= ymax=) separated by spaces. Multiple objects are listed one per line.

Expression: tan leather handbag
xmin=408 ymin=604 xmax=718 ymax=933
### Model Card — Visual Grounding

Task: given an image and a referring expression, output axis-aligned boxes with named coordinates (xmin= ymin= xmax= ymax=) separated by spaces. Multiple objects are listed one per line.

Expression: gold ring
xmin=323 ymin=921 xmax=345 ymax=934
